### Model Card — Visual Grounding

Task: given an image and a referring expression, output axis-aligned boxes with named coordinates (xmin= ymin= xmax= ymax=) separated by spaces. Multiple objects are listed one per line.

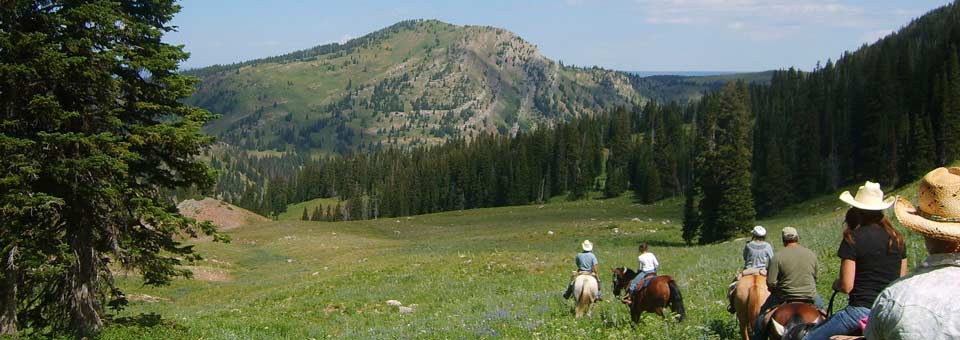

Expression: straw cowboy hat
xmin=839 ymin=181 xmax=895 ymax=210
xmin=581 ymin=240 xmax=593 ymax=252
xmin=894 ymin=167 xmax=960 ymax=242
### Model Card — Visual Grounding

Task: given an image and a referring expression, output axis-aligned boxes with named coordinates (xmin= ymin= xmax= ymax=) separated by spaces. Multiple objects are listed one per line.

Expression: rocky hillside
xmin=185 ymin=19 xmax=647 ymax=155
xmin=178 ymin=197 xmax=269 ymax=231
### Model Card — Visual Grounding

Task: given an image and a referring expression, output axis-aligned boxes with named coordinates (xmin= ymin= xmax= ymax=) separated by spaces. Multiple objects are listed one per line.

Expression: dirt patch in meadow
xmin=183 ymin=265 xmax=232 ymax=282
xmin=178 ymin=197 xmax=269 ymax=231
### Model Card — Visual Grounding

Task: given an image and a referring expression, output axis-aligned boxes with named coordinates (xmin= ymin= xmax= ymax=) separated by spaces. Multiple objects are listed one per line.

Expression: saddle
xmin=571 ymin=271 xmax=598 ymax=282
xmin=636 ymin=272 xmax=657 ymax=290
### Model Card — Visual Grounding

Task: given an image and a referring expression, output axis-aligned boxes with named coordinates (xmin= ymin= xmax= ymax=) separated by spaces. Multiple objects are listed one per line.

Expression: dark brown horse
xmin=778 ymin=291 xmax=840 ymax=340
xmin=611 ymin=267 xmax=686 ymax=323
xmin=766 ymin=301 xmax=825 ymax=340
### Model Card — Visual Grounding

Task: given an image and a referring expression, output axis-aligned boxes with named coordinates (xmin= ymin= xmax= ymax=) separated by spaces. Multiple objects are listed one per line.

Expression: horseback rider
xmin=727 ymin=225 xmax=775 ymax=313
xmin=803 ymin=181 xmax=906 ymax=340
xmin=752 ymin=227 xmax=822 ymax=340
xmin=563 ymin=240 xmax=602 ymax=301
xmin=866 ymin=168 xmax=960 ymax=339
xmin=621 ymin=242 xmax=659 ymax=305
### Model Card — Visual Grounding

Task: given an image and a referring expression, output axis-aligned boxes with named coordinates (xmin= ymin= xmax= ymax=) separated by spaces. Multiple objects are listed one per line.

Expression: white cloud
xmin=338 ymin=34 xmax=354 ymax=44
xmin=634 ymin=0 xmax=871 ymax=41
xmin=636 ymin=0 xmax=862 ymax=24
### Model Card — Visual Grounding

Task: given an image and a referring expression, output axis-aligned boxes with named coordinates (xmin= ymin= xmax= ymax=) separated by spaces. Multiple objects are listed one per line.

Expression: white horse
xmin=573 ymin=274 xmax=598 ymax=318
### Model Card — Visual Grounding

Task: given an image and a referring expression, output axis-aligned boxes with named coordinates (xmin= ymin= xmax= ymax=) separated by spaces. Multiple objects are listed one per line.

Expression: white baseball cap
xmin=751 ymin=226 xmax=767 ymax=237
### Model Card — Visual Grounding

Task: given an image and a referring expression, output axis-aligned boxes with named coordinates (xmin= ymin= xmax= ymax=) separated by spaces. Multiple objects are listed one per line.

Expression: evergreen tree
xmin=604 ymin=108 xmax=631 ymax=198
xmin=944 ymin=47 xmax=960 ymax=162
xmin=311 ymin=205 xmax=323 ymax=221
xmin=681 ymin=187 xmax=701 ymax=245
xmin=701 ymin=82 xmax=755 ymax=243
xmin=301 ymin=207 xmax=309 ymax=221
xmin=0 ymin=1 xmax=221 ymax=335
xmin=908 ymin=112 xmax=937 ymax=179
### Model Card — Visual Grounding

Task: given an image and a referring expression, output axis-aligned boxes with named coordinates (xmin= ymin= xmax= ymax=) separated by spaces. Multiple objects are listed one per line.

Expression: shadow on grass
xmin=707 ymin=317 xmax=739 ymax=339
xmin=604 ymin=237 xmax=688 ymax=248
xmin=113 ymin=313 xmax=163 ymax=328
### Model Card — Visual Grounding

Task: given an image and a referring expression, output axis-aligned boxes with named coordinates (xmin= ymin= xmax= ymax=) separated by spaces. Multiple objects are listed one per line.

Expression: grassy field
xmin=101 ymin=188 xmax=930 ymax=339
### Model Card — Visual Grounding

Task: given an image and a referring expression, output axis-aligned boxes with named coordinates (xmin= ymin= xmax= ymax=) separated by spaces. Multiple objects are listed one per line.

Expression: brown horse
xmin=611 ymin=267 xmax=686 ymax=323
xmin=734 ymin=273 xmax=770 ymax=340
xmin=766 ymin=302 xmax=824 ymax=340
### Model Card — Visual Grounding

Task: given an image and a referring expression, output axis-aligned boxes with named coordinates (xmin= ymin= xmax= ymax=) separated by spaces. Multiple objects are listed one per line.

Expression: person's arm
xmin=899 ymin=258 xmax=908 ymax=277
xmin=766 ymin=259 xmax=779 ymax=290
xmin=592 ymin=264 xmax=600 ymax=275
xmin=653 ymin=255 xmax=660 ymax=271
xmin=832 ymin=259 xmax=855 ymax=293
xmin=743 ymin=244 xmax=750 ymax=265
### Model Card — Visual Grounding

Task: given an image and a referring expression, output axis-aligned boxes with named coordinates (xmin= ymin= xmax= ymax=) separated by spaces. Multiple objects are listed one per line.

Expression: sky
xmin=166 ymin=0 xmax=952 ymax=72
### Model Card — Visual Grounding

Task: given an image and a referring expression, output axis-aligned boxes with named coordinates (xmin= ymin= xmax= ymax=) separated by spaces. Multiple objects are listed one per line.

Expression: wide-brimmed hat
xmin=894 ymin=167 xmax=960 ymax=242
xmin=751 ymin=226 xmax=767 ymax=237
xmin=839 ymin=181 xmax=895 ymax=210
xmin=581 ymin=240 xmax=593 ymax=252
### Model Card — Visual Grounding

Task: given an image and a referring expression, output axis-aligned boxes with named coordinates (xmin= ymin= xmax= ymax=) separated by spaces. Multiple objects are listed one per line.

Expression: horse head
xmin=611 ymin=267 xmax=637 ymax=296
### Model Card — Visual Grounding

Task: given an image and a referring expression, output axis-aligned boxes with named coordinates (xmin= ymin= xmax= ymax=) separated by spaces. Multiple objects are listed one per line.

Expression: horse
xmin=766 ymin=301 xmax=825 ymax=340
xmin=611 ymin=267 xmax=686 ymax=323
xmin=572 ymin=273 xmax=598 ymax=318
xmin=779 ymin=291 xmax=841 ymax=340
xmin=734 ymin=272 xmax=770 ymax=340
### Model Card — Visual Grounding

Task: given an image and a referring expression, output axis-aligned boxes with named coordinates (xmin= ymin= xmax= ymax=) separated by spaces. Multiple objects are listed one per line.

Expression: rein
xmin=826 ymin=290 xmax=839 ymax=318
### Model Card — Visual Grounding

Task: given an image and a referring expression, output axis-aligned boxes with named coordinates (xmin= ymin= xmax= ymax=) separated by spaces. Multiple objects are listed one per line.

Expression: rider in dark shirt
xmin=804 ymin=181 xmax=906 ymax=340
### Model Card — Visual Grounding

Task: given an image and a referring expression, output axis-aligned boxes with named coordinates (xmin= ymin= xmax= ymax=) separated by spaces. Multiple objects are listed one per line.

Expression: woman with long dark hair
xmin=804 ymin=181 xmax=907 ymax=340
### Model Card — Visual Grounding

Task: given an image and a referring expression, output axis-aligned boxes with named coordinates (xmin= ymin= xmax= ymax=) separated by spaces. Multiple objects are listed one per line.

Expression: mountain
xmin=185 ymin=19 xmax=649 ymax=155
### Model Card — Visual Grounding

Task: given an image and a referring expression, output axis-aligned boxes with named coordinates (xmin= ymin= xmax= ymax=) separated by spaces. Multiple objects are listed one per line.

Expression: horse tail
xmin=667 ymin=279 xmax=686 ymax=322
xmin=574 ymin=276 xmax=596 ymax=318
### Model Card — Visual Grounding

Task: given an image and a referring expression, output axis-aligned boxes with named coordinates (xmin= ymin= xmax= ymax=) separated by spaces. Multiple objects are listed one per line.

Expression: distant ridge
xmin=627 ymin=71 xmax=746 ymax=77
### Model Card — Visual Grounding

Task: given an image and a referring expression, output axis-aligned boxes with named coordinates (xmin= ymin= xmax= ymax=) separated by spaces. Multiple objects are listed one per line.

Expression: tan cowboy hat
xmin=839 ymin=181 xmax=895 ymax=210
xmin=581 ymin=240 xmax=593 ymax=252
xmin=894 ymin=167 xmax=960 ymax=242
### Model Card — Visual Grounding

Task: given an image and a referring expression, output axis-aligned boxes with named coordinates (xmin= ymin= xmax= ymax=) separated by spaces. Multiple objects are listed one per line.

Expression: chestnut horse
xmin=734 ymin=273 xmax=770 ymax=340
xmin=611 ymin=267 xmax=686 ymax=323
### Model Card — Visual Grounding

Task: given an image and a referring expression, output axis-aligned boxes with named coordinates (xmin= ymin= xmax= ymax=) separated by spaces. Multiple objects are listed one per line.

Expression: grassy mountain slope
xmin=633 ymin=71 xmax=775 ymax=103
xmin=103 ymin=188 xmax=929 ymax=339
xmin=186 ymin=20 xmax=646 ymax=155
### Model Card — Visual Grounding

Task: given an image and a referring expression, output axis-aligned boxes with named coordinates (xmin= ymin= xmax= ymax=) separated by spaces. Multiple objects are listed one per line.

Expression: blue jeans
xmin=802 ymin=305 xmax=870 ymax=340
xmin=627 ymin=270 xmax=655 ymax=294
xmin=752 ymin=293 xmax=825 ymax=340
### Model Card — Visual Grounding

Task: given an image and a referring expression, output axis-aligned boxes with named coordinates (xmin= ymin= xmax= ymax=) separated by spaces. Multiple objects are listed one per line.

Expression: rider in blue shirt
xmin=564 ymin=240 xmax=602 ymax=300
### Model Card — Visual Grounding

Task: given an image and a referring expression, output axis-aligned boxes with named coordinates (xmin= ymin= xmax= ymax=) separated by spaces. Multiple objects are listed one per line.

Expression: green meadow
xmin=101 ymin=188 xmax=929 ymax=339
